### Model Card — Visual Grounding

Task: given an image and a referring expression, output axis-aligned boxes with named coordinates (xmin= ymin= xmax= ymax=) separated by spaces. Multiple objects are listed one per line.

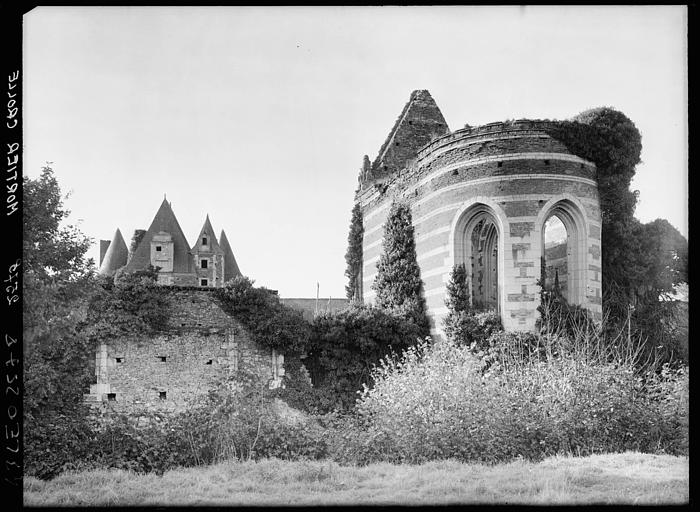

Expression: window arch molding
xmin=448 ymin=198 xmax=508 ymax=314
xmin=535 ymin=194 xmax=590 ymax=306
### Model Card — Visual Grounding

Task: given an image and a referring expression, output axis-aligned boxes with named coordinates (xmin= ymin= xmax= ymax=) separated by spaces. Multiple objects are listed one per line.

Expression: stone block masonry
xmin=355 ymin=92 xmax=603 ymax=334
xmin=85 ymin=288 xmax=283 ymax=412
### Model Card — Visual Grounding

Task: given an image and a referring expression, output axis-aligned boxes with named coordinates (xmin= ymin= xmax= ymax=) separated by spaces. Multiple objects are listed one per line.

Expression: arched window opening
xmin=539 ymin=199 xmax=587 ymax=306
xmin=469 ymin=216 xmax=499 ymax=311
xmin=543 ymin=215 xmax=568 ymax=298
xmin=454 ymin=205 xmax=501 ymax=314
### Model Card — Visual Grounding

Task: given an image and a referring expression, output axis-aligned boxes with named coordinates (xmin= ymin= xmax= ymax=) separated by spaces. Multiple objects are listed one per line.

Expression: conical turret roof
xmin=125 ymin=198 xmax=192 ymax=273
xmin=370 ymin=89 xmax=449 ymax=180
xmin=220 ymin=229 xmax=241 ymax=281
xmin=99 ymin=228 xmax=128 ymax=275
xmin=192 ymin=215 xmax=224 ymax=255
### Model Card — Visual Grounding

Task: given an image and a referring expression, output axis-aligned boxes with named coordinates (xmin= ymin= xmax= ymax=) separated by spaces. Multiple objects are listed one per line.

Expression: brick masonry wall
xmin=358 ymin=123 xmax=603 ymax=333
xmin=86 ymin=289 xmax=281 ymax=412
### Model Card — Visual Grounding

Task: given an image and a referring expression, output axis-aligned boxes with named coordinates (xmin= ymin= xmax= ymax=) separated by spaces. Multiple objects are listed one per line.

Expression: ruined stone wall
xmin=357 ymin=120 xmax=603 ymax=333
xmin=86 ymin=288 xmax=283 ymax=412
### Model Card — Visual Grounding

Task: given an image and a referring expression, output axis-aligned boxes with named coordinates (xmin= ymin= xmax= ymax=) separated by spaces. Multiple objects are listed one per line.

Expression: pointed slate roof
xmin=99 ymin=228 xmax=128 ymax=275
xmin=192 ymin=215 xmax=224 ymax=255
xmin=124 ymin=198 xmax=192 ymax=273
xmin=220 ymin=229 xmax=241 ymax=281
xmin=370 ymin=89 xmax=450 ymax=180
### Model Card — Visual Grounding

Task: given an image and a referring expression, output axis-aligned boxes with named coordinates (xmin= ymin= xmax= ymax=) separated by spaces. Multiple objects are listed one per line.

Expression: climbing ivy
xmin=214 ymin=275 xmax=311 ymax=354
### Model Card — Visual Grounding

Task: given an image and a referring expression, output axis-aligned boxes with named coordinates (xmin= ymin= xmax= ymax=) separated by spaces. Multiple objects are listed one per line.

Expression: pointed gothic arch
xmin=537 ymin=197 xmax=589 ymax=306
xmin=452 ymin=202 xmax=505 ymax=313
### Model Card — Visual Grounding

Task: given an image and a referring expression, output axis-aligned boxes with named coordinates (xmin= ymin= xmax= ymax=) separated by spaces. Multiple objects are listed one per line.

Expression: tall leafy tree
xmin=23 ymin=166 xmax=96 ymax=419
xmin=372 ymin=201 xmax=430 ymax=336
xmin=344 ymin=202 xmax=364 ymax=301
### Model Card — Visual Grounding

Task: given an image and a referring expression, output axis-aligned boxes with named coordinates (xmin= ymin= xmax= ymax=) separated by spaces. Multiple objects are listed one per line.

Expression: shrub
xmin=303 ymin=302 xmax=424 ymax=413
xmin=214 ymin=275 xmax=311 ymax=353
xmin=353 ymin=332 xmax=688 ymax=465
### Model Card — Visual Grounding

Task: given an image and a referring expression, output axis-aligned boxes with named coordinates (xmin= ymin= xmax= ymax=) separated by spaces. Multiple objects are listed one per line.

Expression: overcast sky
xmin=23 ymin=6 xmax=687 ymax=298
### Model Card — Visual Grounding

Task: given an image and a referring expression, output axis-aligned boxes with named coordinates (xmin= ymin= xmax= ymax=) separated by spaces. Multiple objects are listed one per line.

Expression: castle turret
xmin=191 ymin=215 xmax=225 ymax=287
xmin=220 ymin=229 xmax=241 ymax=283
xmin=99 ymin=228 xmax=128 ymax=275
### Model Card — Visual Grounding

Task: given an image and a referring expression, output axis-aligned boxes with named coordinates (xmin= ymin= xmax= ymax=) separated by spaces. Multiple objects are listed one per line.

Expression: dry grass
xmin=24 ymin=451 xmax=688 ymax=506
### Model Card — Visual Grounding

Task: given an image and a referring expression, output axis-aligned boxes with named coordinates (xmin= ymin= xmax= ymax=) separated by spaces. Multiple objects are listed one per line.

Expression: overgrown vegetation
xmin=214 ymin=275 xmax=311 ymax=354
xmin=84 ymin=266 xmax=170 ymax=341
xmin=352 ymin=330 xmax=688 ymax=465
xmin=344 ymin=203 xmax=364 ymax=301
xmin=546 ymin=110 xmax=688 ymax=364
xmin=442 ymin=263 xmax=502 ymax=350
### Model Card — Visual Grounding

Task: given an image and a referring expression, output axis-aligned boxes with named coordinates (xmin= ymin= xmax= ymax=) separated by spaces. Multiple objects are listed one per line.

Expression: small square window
xmin=156 ymin=246 xmax=162 ymax=252
xmin=201 ymin=259 xmax=208 ymax=269
xmin=116 ymin=357 xmax=123 ymax=363
xmin=107 ymin=393 xmax=116 ymax=401
xmin=159 ymin=391 xmax=167 ymax=400
xmin=201 ymin=279 xmax=208 ymax=287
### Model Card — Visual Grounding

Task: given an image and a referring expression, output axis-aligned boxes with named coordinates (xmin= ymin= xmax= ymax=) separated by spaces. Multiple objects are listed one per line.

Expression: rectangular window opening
xmin=116 ymin=357 xmax=123 ymax=363
xmin=200 ymin=279 xmax=208 ymax=287
xmin=107 ymin=393 xmax=116 ymax=401
xmin=206 ymin=359 xmax=213 ymax=365
xmin=155 ymin=246 xmax=162 ymax=252
xmin=201 ymin=259 xmax=208 ymax=269
xmin=158 ymin=356 xmax=166 ymax=362
xmin=159 ymin=391 xmax=167 ymax=400
xmin=202 ymin=237 xmax=208 ymax=245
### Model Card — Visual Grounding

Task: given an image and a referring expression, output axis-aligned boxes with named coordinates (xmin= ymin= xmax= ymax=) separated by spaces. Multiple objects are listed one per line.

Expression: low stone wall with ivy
xmin=85 ymin=287 xmax=279 ymax=412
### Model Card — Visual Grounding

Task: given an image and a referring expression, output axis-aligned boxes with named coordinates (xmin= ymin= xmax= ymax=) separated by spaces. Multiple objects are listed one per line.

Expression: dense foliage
xmin=442 ymin=264 xmax=502 ymax=350
xmin=546 ymin=110 xmax=688 ymax=363
xmin=23 ymin=166 xmax=100 ymax=478
xmin=296 ymin=303 xmax=425 ymax=412
xmin=344 ymin=203 xmax=364 ymax=301
xmin=84 ymin=266 xmax=170 ymax=341
xmin=350 ymin=333 xmax=688 ymax=465
xmin=372 ymin=201 xmax=430 ymax=336
xmin=214 ymin=275 xmax=311 ymax=354
xmin=129 ymin=229 xmax=147 ymax=256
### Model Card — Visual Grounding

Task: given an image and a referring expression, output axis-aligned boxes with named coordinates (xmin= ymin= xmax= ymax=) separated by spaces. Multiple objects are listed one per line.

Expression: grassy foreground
xmin=24 ymin=452 xmax=688 ymax=506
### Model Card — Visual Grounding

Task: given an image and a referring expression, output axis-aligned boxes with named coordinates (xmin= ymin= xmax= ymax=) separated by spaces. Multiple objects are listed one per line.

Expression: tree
xmin=23 ymin=165 xmax=96 ymax=421
xmin=23 ymin=165 xmax=95 ymax=353
xmin=445 ymin=263 xmax=469 ymax=314
xmin=372 ymin=201 xmax=430 ymax=336
xmin=344 ymin=203 xmax=364 ymax=301
xmin=443 ymin=263 xmax=502 ymax=347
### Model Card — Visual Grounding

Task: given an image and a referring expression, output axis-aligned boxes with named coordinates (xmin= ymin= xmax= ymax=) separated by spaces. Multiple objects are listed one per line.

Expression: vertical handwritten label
xmin=2 ymin=61 xmax=22 ymax=494
xmin=5 ymin=71 xmax=19 ymax=217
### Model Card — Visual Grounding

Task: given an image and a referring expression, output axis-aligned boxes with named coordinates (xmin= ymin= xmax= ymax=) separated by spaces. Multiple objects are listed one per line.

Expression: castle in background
xmin=98 ymin=198 xmax=241 ymax=287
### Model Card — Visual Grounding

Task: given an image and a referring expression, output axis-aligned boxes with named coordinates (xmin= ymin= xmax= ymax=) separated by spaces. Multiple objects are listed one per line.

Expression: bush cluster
xmin=350 ymin=333 xmax=688 ymax=465
xmin=214 ymin=276 xmax=311 ymax=353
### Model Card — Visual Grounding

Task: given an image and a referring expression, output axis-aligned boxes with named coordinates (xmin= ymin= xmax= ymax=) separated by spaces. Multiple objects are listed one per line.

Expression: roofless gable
xmin=370 ymin=89 xmax=450 ymax=181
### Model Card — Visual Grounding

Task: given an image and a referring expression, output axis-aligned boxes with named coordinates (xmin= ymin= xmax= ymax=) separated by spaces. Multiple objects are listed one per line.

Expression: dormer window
xmin=202 ymin=236 xmax=208 ymax=245
xmin=201 ymin=259 xmax=208 ymax=269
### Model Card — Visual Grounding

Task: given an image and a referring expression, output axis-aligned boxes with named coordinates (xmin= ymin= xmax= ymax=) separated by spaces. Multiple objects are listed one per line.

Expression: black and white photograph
xmin=8 ymin=5 xmax=689 ymax=506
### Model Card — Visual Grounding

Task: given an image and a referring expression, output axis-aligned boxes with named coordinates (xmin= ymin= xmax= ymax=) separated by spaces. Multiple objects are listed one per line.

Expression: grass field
xmin=24 ymin=451 xmax=688 ymax=506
